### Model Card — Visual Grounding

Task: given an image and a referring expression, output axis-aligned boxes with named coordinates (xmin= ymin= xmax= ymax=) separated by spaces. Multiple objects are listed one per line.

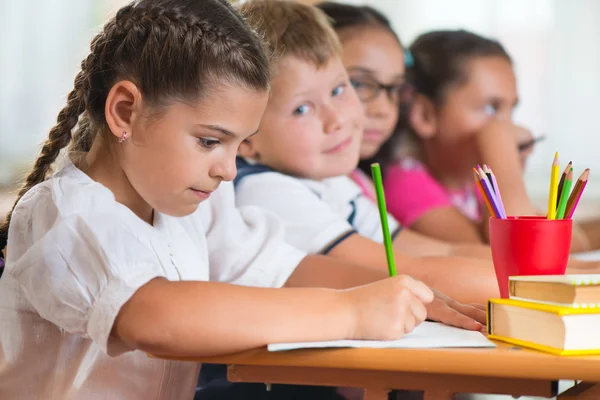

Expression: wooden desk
xmin=154 ymin=340 xmax=600 ymax=400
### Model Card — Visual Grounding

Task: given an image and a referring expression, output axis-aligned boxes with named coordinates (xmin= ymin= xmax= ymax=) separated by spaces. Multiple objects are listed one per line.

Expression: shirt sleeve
xmin=235 ymin=173 xmax=355 ymax=255
xmin=384 ymin=162 xmax=453 ymax=227
xmin=350 ymin=195 xmax=402 ymax=243
xmin=7 ymin=193 xmax=166 ymax=357
xmin=201 ymin=182 xmax=307 ymax=288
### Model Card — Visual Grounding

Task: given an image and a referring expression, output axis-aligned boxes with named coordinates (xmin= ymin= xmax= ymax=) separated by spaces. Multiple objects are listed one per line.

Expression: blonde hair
xmin=239 ymin=0 xmax=342 ymax=72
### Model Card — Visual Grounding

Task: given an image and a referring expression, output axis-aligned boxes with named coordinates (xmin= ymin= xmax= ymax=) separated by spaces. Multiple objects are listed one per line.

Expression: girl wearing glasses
xmin=318 ymin=3 xmax=548 ymax=246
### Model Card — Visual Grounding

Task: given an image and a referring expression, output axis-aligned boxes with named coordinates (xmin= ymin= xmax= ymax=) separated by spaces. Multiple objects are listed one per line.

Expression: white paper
xmin=574 ymin=250 xmax=600 ymax=261
xmin=268 ymin=321 xmax=495 ymax=352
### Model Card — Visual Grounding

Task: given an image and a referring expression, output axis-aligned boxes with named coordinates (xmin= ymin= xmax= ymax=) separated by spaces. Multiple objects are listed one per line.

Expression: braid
xmin=70 ymin=114 xmax=94 ymax=153
xmin=0 ymin=0 xmax=270 ymax=256
xmin=0 ymin=60 xmax=87 ymax=252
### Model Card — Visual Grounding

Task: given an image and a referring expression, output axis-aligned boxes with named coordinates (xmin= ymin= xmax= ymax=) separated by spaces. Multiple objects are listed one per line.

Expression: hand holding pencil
xmin=372 ymin=163 xmax=485 ymax=330
xmin=344 ymin=276 xmax=432 ymax=340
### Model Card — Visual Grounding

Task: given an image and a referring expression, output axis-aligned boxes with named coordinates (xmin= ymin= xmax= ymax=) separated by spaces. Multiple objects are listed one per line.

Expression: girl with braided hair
xmin=0 ymin=1 xmax=435 ymax=398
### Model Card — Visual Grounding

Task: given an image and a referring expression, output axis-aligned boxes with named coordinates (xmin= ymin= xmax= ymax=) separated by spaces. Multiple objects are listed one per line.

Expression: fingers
xmin=398 ymin=275 xmax=434 ymax=304
xmin=436 ymin=306 xmax=483 ymax=331
xmin=409 ymin=293 xmax=428 ymax=323
xmin=403 ymin=312 xmax=416 ymax=334
xmin=468 ymin=303 xmax=487 ymax=312
xmin=455 ymin=303 xmax=487 ymax=325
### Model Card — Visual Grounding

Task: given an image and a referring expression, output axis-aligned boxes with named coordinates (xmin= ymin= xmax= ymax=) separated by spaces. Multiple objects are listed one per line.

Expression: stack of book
xmin=487 ymin=274 xmax=600 ymax=355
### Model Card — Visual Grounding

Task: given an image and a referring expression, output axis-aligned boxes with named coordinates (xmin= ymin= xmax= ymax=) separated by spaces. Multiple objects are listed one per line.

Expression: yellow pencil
xmin=547 ymin=152 xmax=560 ymax=220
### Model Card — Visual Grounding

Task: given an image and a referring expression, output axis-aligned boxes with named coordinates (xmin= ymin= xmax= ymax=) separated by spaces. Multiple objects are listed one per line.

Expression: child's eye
xmin=349 ymin=79 xmax=363 ymax=89
xmin=483 ymin=104 xmax=498 ymax=116
xmin=293 ymin=104 xmax=311 ymax=116
xmin=332 ymin=84 xmax=346 ymax=97
xmin=198 ymin=138 xmax=220 ymax=149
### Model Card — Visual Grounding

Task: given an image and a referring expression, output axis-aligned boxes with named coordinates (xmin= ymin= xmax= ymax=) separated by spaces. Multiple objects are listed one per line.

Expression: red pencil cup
xmin=489 ymin=216 xmax=572 ymax=298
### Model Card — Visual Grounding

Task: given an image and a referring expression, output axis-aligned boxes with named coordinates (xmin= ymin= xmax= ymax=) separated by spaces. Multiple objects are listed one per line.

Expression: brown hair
xmin=0 ymin=0 xmax=270 ymax=252
xmin=239 ymin=0 xmax=341 ymax=72
xmin=399 ymin=30 xmax=512 ymax=156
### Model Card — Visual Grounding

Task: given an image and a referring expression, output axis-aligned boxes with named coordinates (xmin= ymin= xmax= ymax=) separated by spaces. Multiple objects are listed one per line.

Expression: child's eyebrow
xmin=346 ymin=66 xmax=405 ymax=81
xmin=487 ymin=96 xmax=520 ymax=109
xmin=196 ymin=124 xmax=258 ymax=139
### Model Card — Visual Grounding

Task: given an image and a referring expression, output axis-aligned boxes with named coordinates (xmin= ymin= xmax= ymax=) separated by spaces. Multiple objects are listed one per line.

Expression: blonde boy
xmin=236 ymin=0 xmax=500 ymax=306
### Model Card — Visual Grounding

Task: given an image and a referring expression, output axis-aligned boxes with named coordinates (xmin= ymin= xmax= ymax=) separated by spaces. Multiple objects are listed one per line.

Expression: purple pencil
xmin=477 ymin=167 xmax=504 ymax=219
xmin=487 ymin=167 xmax=507 ymax=218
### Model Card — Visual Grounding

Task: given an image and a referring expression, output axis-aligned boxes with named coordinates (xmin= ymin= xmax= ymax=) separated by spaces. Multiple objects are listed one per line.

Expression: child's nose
xmin=367 ymin=90 xmax=397 ymax=118
xmin=213 ymin=157 xmax=237 ymax=182
xmin=322 ymin=104 xmax=344 ymax=134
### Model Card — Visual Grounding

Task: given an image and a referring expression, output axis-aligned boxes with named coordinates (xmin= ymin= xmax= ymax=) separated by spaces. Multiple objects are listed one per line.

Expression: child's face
xmin=241 ymin=56 xmax=364 ymax=180
xmin=124 ymin=85 xmax=268 ymax=216
xmin=412 ymin=56 xmax=517 ymax=171
xmin=419 ymin=56 xmax=518 ymax=157
xmin=339 ymin=27 xmax=406 ymax=159
xmin=434 ymin=56 xmax=518 ymax=142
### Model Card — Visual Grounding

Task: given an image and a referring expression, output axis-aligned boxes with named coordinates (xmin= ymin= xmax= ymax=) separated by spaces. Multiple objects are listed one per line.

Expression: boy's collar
xmin=234 ymin=157 xmax=275 ymax=188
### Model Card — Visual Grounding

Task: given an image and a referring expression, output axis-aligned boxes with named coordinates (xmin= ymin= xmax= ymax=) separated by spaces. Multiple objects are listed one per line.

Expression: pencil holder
xmin=489 ymin=216 xmax=572 ymax=298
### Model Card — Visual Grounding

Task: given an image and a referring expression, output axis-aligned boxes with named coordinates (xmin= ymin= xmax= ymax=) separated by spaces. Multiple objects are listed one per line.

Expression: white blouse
xmin=0 ymin=161 xmax=305 ymax=399
xmin=235 ymin=169 xmax=400 ymax=253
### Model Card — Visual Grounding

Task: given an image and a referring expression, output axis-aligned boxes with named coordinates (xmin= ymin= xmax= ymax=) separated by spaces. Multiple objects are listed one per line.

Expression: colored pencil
xmin=565 ymin=179 xmax=582 ymax=218
xmin=565 ymin=169 xmax=590 ymax=219
xmin=482 ymin=165 xmax=494 ymax=190
xmin=477 ymin=167 xmax=503 ymax=219
xmin=556 ymin=168 xmax=573 ymax=219
xmin=370 ymin=163 xmax=396 ymax=277
xmin=556 ymin=161 xmax=572 ymax=209
xmin=473 ymin=169 xmax=496 ymax=218
xmin=480 ymin=165 xmax=505 ymax=218
xmin=487 ymin=166 xmax=507 ymax=218
xmin=518 ymin=135 xmax=547 ymax=152
xmin=547 ymin=152 xmax=560 ymax=220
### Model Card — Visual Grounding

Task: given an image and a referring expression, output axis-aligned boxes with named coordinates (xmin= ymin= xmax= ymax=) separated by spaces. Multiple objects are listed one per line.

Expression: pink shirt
xmin=349 ymin=169 xmax=376 ymax=202
xmin=380 ymin=159 xmax=482 ymax=227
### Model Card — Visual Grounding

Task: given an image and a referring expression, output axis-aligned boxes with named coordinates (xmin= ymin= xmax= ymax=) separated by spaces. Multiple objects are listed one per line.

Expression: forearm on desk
xmin=113 ymin=278 xmax=352 ymax=358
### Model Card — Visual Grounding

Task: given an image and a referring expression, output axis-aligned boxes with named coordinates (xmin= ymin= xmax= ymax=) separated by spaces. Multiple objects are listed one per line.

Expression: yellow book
xmin=487 ymin=298 xmax=600 ymax=356
xmin=509 ymin=274 xmax=600 ymax=307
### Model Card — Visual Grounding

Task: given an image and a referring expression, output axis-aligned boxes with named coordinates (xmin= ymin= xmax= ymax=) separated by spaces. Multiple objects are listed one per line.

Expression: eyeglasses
xmin=350 ymin=77 xmax=414 ymax=105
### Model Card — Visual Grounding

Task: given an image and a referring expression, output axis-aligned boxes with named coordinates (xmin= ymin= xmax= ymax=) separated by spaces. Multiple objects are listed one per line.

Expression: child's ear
xmin=408 ymin=94 xmax=437 ymax=140
xmin=105 ymin=80 xmax=142 ymax=141
xmin=238 ymin=138 xmax=260 ymax=160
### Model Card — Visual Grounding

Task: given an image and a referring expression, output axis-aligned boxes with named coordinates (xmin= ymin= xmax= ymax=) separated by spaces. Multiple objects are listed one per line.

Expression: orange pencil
xmin=473 ymin=168 xmax=496 ymax=218
xmin=565 ymin=169 xmax=590 ymax=219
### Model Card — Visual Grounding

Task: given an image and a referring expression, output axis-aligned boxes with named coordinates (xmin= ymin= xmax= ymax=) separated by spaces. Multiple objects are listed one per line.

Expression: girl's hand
xmin=343 ymin=275 xmax=433 ymax=340
xmin=476 ymin=120 xmax=534 ymax=171
xmin=425 ymin=290 xmax=485 ymax=331
xmin=513 ymin=125 xmax=535 ymax=170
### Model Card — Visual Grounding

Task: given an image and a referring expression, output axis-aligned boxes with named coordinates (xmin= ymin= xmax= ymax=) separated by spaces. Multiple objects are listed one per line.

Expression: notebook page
xmin=268 ymin=321 xmax=495 ymax=352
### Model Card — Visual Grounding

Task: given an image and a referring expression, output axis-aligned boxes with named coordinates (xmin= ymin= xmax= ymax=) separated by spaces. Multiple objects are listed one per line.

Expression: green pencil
xmin=370 ymin=163 xmax=397 ymax=277
xmin=556 ymin=168 xmax=573 ymax=219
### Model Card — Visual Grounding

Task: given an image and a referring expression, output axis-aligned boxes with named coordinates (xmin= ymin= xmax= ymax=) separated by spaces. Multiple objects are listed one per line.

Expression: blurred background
xmin=1 ymin=0 xmax=600 ymax=217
